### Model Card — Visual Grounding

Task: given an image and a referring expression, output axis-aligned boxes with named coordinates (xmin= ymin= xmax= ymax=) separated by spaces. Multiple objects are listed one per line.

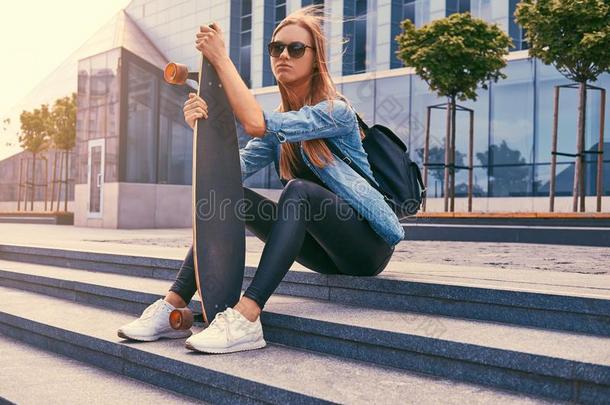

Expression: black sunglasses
xmin=267 ymin=41 xmax=315 ymax=58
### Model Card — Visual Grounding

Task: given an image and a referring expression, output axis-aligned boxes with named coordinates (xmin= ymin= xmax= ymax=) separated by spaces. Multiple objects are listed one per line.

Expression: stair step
xmin=1 ymin=244 xmax=609 ymax=337
xmin=0 ymin=334 xmax=204 ymax=404
xmin=0 ymin=286 xmax=548 ymax=404
xmin=0 ymin=260 xmax=608 ymax=403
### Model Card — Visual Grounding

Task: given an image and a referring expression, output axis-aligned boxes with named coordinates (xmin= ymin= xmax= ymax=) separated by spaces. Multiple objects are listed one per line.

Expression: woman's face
xmin=270 ymin=24 xmax=316 ymax=85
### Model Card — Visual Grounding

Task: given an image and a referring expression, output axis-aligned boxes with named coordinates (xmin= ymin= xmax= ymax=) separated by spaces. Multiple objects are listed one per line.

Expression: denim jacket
xmin=238 ymin=98 xmax=405 ymax=247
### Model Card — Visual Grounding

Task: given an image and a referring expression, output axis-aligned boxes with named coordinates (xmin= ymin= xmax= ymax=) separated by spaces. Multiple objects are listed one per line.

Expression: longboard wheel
xmin=164 ymin=62 xmax=189 ymax=84
xmin=169 ymin=308 xmax=194 ymax=330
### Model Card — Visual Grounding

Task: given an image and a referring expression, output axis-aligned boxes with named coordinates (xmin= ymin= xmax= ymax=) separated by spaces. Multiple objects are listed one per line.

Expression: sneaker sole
xmin=184 ymin=338 xmax=267 ymax=354
xmin=117 ymin=329 xmax=193 ymax=342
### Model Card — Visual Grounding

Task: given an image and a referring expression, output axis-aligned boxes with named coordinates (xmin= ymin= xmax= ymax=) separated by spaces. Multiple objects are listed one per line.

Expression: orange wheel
xmin=164 ymin=62 xmax=189 ymax=85
xmin=169 ymin=307 xmax=194 ymax=330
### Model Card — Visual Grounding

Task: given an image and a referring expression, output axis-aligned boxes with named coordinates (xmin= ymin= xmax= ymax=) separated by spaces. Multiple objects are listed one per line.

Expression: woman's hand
xmin=196 ymin=22 xmax=227 ymax=67
xmin=183 ymin=93 xmax=208 ymax=129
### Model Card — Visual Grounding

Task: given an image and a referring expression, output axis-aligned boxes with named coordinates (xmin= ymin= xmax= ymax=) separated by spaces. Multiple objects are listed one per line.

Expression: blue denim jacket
xmin=238 ymin=98 xmax=405 ymax=247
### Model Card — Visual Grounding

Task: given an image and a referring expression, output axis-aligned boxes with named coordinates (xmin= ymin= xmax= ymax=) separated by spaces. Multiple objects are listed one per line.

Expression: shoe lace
xmin=208 ymin=309 xmax=238 ymax=342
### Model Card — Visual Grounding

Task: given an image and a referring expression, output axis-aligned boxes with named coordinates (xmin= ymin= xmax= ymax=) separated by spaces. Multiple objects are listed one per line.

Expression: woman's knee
xmin=281 ymin=178 xmax=312 ymax=200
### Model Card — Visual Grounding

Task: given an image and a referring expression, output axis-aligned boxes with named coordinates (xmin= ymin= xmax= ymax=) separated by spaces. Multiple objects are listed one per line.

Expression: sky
xmin=0 ymin=0 xmax=132 ymax=159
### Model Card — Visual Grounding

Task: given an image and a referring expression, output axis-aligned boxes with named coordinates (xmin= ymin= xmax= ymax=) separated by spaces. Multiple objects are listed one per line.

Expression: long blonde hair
xmin=272 ymin=5 xmax=364 ymax=181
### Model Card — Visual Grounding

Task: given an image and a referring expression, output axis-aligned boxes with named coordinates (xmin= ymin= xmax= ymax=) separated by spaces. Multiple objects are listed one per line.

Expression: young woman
xmin=117 ymin=6 xmax=404 ymax=354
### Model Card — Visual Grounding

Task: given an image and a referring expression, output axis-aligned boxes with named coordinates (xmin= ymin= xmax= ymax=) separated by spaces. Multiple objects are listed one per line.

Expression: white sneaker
xmin=184 ymin=307 xmax=266 ymax=354
xmin=117 ymin=298 xmax=193 ymax=341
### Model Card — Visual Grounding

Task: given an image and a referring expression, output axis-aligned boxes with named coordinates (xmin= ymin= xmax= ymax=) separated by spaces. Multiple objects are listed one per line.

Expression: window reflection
xmin=375 ymin=76 xmax=410 ymax=148
xmin=342 ymin=80 xmax=375 ymax=124
xmin=343 ymin=0 xmax=368 ymax=75
xmin=75 ymin=48 xmax=120 ymax=185
xmin=126 ymin=61 xmax=157 ymax=183
xmin=490 ymin=59 xmax=534 ymax=164
xmin=158 ymin=83 xmax=192 ymax=185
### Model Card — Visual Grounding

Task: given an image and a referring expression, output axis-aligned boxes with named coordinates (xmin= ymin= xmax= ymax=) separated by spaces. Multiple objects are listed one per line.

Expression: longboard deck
xmin=192 ymin=54 xmax=245 ymax=326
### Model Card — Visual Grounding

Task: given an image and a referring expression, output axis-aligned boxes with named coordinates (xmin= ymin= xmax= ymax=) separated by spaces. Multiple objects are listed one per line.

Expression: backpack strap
xmin=323 ymin=138 xmax=393 ymax=202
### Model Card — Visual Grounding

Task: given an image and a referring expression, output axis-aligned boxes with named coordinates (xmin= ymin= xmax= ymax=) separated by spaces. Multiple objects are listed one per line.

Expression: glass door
xmin=87 ymin=139 xmax=105 ymax=218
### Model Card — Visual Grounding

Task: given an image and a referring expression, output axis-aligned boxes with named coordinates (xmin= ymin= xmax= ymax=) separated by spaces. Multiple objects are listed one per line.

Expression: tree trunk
xmin=64 ymin=150 xmax=69 ymax=212
xmin=30 ymin=153 xmax=36 ymax=211
xmin=450 ymin=95 xmax=457 ymax=212
xmin=50 ymin=150 xmax=58 ymax=211
xmin=572 ymin=82 xmax=587 ymax=212
xmin=443 ymin=98 xmax=452 ymax=211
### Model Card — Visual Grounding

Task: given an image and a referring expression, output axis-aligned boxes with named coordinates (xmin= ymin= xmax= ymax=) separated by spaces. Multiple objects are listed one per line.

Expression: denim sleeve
xmin=262 ymin=99 xmax=356 ymax=145
xmin=239 ymin=131 xmax=277 ymax=182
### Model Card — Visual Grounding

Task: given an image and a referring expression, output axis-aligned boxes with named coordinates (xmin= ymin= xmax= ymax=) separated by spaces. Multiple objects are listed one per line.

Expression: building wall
xmin=2 ymin=0 xmax=609 ymax=227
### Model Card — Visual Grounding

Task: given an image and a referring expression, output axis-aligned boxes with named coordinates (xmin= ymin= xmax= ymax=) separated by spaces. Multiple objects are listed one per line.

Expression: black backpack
xmin=323 ymin=113 xmax=426 ymax=219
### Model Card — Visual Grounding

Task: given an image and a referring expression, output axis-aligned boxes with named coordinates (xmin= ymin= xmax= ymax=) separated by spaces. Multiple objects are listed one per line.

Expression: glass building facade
xmin=73 ymin=0 xmax=608 ymax=199
xmin=6 ymin=0 xmax=606 ymax=225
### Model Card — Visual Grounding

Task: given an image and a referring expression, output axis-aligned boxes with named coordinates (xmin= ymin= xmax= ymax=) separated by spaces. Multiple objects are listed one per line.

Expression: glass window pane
xmin=342 ymin=80 xmax=375 ymax=124
xmin=240 ymin=46 xmax=251 ymax=88
xmin=490 ymin=59 xmax=534 ymax=166
xmin=375 ymin=75 xmax=410 ymax=146
xmin=489 ymin=164 xmax=533 ymax=196
xmin=242 ymin=0 xmax=251 ymax=15
xmin=241 ymin=30 xmax=251 ymax=45
xmin=125 ymin=61 xmax=157 ymax=183
xmin=158 ymin=82 xmax=192 ymax=185
xmin=242 ymin=15 xmax=251 ymax=31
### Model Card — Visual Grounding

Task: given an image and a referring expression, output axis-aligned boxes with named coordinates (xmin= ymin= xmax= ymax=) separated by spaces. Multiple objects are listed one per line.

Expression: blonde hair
xmin=272 ymin=5 xmax=365 ymax=181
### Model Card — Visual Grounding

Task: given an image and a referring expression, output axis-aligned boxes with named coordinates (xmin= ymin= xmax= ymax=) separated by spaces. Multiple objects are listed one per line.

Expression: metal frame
xmin=423 ymin=101 xmax=475 ymax=212
xmin=50 ymin=150 xmax=72 ymax=212
xmin=549 ymin=83 xmax=606 ymax=212
xmin=87 ymin=138 xmax=105 ymax=219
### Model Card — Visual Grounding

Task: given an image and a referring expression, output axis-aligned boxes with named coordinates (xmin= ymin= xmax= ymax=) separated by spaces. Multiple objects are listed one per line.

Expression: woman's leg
xmin=168 ymin=179 xmax=394 ymax=315
xmin=242 ymin=186 xmax=344 ymax=275
xmin=167 ymin=246 xmax=197 ymax=307
xmin=166 ymin=184 xmax=343 ymax=308
xmin=242 ymin=178 xmax=395 ymax=311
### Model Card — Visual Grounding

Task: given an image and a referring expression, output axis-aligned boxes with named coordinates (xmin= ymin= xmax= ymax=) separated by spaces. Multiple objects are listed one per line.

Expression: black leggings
xmin=168 ymin=178 xmax=395 ymax=310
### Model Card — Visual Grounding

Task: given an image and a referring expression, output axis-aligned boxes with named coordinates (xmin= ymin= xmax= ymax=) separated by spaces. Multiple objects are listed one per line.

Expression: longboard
xmin=164 ymin=33 xmax=245 ymax=327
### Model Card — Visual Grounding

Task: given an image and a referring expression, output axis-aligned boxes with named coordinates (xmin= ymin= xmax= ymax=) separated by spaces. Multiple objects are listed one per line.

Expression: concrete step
xmin=0 ymin=211 xmax=73 ymax=225
xmin=0 ymin=287 xmax=548 ymax=405
xmin=0 ymin=260 xmax=608 ymax=403
xmin=0 ymin=333 xmax=206 ymax=404
xmin=400 ymin=223 xmax=610 ymax=246
xmin=1 ymin=244 xmax=609 ymax=337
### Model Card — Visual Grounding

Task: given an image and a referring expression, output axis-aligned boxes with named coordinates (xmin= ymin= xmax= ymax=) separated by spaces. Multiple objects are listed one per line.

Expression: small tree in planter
xmin=396 ymin=12 xmax=512 ymax=212
xmin=19 ymin=105 xmax=52 ymax=211
xmin=515 ymin=0 xmax=610 ymax=212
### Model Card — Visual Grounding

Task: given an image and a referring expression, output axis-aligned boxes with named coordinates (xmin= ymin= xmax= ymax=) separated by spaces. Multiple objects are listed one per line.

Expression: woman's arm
xmin=213 ymin=56 xmax=266 ymax=137
xmin=197 ymin=23 xmax=265 ymax=137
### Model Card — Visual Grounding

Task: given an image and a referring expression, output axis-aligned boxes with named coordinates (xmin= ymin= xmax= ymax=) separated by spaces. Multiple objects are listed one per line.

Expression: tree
xmin=396 ymin=12 xmax=512 ymax=211
xmin=515 ymin=0 xmax=610 ymax=212
xmin=19 ymin=105 xmax=52 ymax=210
xmin=49 ymin=93 xmax=77 ymax=211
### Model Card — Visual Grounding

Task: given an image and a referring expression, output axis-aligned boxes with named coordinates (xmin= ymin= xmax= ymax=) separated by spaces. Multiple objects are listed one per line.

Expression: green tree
xmin=49 ymin=93 xmax=77 ymax=211
xmin=19 ymin=105 xmax=52 ymax=210
xmin=515 ymin=0 xmax=610 ymax=211
xmin=396 ymin=12 xmax=512 ymax=211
